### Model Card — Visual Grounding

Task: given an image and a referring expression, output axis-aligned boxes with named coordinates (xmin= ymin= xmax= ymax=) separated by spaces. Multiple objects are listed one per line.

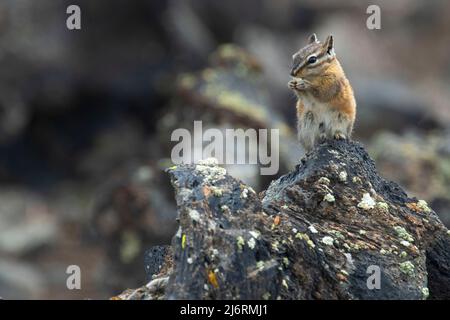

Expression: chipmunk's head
xmin=290 ymin=34 xmax=336 ymax=78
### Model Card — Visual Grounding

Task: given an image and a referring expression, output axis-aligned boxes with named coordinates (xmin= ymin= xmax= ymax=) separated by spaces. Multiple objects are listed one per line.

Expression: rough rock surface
xmin=118 ymin=139 xmax=450 ymax=300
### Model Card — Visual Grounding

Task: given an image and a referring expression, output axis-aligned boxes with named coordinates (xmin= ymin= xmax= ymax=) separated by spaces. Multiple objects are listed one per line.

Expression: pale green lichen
xmin=357 ymin=193 xmax=376 ymax=210
xmin=282 ymin=279 xmax=289 ymax=289
xmin=207 ymin=220 xmax=217 ymax=232
xmin=211 ymin=187 xmax=223 ymax=197
xmin=376 ymin=202 xmax=389 ymax=213
xmin=247 ymin=237 xmax=256 ymax=250
xmin=394 ymin=226 xmax=414 ymax=243
xmin=322 ymin=236 xmax=334 ymax=246
xmin=399 ymin=261 xmax=415 ymax=276
xmin=323 ymin=193 xmax=335 ymax=203
xmin=330 ymin=230 xmax=345 ymax=240
xmin=262 ymin=292 xmax=271 ymax=300
xmin=400 ymin=240 xmax=411 ymax=247
xmin=189 ymin=209 xmax=201 ymax=222
xmin=318 ymin=177 xmax=331 ymax=185
xmin=352 ymin=176 xmax=362 ymax=184
xmin=306 ymin=240 xmax=316 ymax=248
xmin=417 ymin=200 xmax=431 ymax=213
xmin=295 ymin=232 xmax=305 ymax=239
xmin=399 ymin=251 xmax=408 ymax=258
xmin=295 ymin=232 xmax=315 ymax=248
xmin=447 ymin=230 xmax=450 ymax=237
xmin=422 ymin=287 xmax=429 ymax=299
xmin=249 ymin=231 xmax=260 ymax=239
xmin=358 ymin=230 xmax=367 ymax=235
xmin=339 ymin=171 xmax=348 ymax=182
xmin=237 ymin=236 xmax=245 ymax=251
xmin=196 ymin=160 xmax=226 ymax=182
xmin=241 ymin=188 xmax=249 ymax=199
xmin=308 ymin=225 xmax=318 ymax=234
xmin=271 ymin=240 xmax=280 ymax=251
xmin=328 ymin=149 xmax=340 ymax=156
xmin=380 ymin=248 xmax=388 ymax=255
xmin=198 ymin=157 xmax=219 ymax=166
xmin=256 ymin=261 xmax=265 ymax=271
xmin=283 ymin=257 xmax=289 ymax=266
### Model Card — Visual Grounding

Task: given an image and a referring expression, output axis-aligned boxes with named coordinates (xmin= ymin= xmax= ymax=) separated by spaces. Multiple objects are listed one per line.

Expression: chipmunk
xmin=288 ymin=33 xmax=356 ymax=152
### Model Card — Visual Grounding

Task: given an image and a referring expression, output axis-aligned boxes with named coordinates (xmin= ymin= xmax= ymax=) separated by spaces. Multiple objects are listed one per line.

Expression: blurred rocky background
xmin=0 ymin=0 xmax=449 ymax=299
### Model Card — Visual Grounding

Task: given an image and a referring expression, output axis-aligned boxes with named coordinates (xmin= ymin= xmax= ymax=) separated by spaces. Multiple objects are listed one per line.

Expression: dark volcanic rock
xmin=426 ymin=235 xmax=450 ymax=299
xmin=261 ymin=139 xmax=448 ymax=299
xmin=119 ymin=140 xmax=450 ymax=300
xmin=165 ymin=158 xmax=278 ymax=299
xmin=144 ymin=245 xmax=172 ymax=282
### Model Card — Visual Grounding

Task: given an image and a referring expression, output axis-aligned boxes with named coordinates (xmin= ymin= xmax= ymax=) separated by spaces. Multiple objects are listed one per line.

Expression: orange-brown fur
xmin=289 ymin=34 xmax=356 ymax=151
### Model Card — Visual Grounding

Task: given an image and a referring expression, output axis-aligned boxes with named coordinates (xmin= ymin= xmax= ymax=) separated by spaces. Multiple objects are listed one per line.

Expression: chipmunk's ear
xmin=324 ymin=35 xmax=334 ymax=53
xmin=308 ymin=33 xmax=318 ymax=44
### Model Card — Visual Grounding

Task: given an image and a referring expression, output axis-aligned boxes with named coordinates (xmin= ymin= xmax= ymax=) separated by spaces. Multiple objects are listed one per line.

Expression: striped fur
xmin=289 ymin=35 xmax=356 ymax=152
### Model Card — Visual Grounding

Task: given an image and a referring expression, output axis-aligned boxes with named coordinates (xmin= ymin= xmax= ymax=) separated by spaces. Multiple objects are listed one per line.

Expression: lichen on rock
xmin=119 ymin=139 xmax=450 ymax=300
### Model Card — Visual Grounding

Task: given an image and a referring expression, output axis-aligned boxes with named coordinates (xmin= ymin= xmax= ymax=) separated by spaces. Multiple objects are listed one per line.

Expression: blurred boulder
xmin=354 ymin=78 xmax=443 ymax=138
xmin=369 ymin=131 xmax=450 ymax=227
xmin=0 ymin=259 xmax=46 ymax=299
xmin=0 ymin=189 xmax=57 ymax=256
xmin=91 ymin=163 xmax=177 ymax=291
xmin=158 ymin=44 xmax=302 ymax=190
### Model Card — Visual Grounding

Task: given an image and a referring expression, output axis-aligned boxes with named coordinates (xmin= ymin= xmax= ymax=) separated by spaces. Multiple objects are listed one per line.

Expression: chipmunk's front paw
xmin=288 ymin=79 xmax=298 ymax=90
xmin=333 ymin=132 xmax=347 ymax=140
xmin=288 ymin=79 xmax=309 ymax=91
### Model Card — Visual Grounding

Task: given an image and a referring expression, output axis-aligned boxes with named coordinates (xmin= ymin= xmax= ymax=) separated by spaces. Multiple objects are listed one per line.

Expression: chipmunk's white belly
xmin=297 ymin=95 xmax=349 ymax=151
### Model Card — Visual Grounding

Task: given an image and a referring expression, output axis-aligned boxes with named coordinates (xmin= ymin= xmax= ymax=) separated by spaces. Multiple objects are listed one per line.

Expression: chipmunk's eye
xmin=307 ymin=56 xmax=317 ymax=64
